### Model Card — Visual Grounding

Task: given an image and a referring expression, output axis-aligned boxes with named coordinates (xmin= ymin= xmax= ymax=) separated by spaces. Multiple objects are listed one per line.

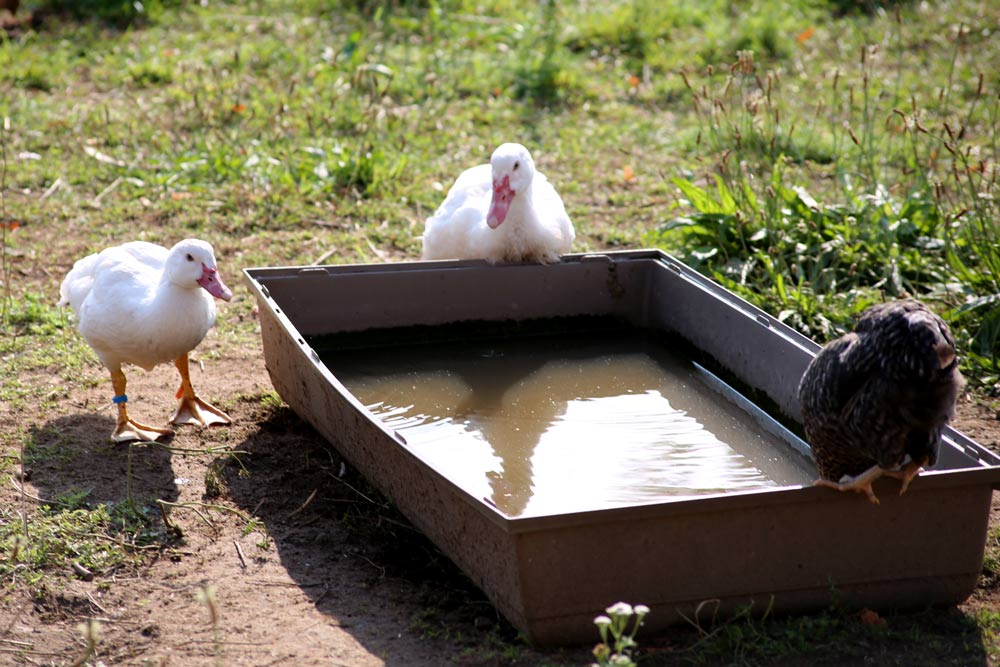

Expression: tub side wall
xmin=641 ymin=260 xmax=814 ymax=421
xmin=251 ymin=258 xmax=652 ymax=335
xmin=514 ymin=482 xmax=991 ymax=645
xmin=256 ymin=304 xmax=533 ymax=631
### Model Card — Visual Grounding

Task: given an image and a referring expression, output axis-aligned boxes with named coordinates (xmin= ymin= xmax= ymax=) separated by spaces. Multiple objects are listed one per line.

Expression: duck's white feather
xmin=422 ymin=144 xmax=574 ymax=264
xmin=59 ymin=240 xmax=223 ymax=372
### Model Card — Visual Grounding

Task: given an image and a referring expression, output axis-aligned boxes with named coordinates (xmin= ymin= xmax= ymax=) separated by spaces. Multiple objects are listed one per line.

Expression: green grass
xmin=639 ymin=602 xmax=998 ymax=666
xmin=2 ymin=1 xmax=996 ymax=366
xmin=0 ymin=294 xmax=99 ymax=405
xmin=1 ymin=0 xmax=1000 ymax=662
xmin=0 ymin=498 xmax=163 ymax=587
xmin=644 ymin=10 xmax=1000 ymax=384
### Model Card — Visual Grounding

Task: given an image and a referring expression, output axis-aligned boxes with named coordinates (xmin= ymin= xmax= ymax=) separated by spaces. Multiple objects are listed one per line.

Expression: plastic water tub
xmin=244 ymin=249 xmax=1000 ymax=646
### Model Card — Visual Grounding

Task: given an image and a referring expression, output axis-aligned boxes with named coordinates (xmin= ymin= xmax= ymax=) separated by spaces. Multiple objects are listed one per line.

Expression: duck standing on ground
xmin=59 ymin=239 xmax=233 ymax=443
xmin=421 ymin=143 xmax=575 ymax=264
xmin=797 ymin=299 xmax=964 ymax=504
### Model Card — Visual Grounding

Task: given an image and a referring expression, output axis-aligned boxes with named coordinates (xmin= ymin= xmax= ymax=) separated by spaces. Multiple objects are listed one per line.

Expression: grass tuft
xmin=0 ymin=500 xmax=162 ymax=587
xmin=655 ymin=23 xmax=1000 ymax=384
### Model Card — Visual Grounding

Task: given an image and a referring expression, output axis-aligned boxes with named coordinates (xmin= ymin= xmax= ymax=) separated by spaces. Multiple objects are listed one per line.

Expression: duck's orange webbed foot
xmin=113 ymin=417 xmax=175 ymax=443
xmin=169 ymin=354 xmax=232 ymax=428
xmin=170 ymin=393 xmax=232 ymax=427
xmin=109 ymin=374 xmax=174 ymax=443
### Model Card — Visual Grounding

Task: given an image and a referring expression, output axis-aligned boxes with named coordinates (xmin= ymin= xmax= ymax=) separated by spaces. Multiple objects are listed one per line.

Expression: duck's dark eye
xmin=186 ymin=253 xmax=195 ymax=262
xmin=513 ymin=161 xmax=520 ymax=171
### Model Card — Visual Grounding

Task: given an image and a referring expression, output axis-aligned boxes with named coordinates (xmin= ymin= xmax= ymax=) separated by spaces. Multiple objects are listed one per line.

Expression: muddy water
xmin=321 ymin=331 xmax=815 ymax=518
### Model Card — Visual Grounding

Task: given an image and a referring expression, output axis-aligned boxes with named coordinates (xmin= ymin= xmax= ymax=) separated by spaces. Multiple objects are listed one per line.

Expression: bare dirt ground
xmin=3 ymin=317 xmax=595 ymax=666
xmin=4 ymin=308 xmax=1000 ymax=667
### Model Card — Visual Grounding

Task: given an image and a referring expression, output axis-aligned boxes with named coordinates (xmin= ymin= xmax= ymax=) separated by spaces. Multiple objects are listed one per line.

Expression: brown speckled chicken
xmin=797 ymin=300 xmax=964 ymax=504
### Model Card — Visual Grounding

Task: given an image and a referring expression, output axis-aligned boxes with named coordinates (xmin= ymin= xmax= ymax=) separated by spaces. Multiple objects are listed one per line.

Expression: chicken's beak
xmin=935 ymin=342 xmax=955 ymax=369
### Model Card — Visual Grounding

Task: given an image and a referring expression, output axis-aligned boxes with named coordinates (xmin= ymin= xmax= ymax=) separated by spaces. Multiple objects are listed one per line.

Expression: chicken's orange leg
xmin=169 ymin=354 xmax=231 ymax=427
xmin=110 ymin=369 xmax=174 ymax=443
xmin=813 ymin=464 xmax=885 ymax=505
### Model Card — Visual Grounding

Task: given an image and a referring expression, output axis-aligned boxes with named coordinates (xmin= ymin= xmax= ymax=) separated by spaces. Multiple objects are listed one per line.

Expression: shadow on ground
xmin=220 ymin=404 xmax=572 ymax=667
xmin=20 ymin=413 xmax=183 ymax=632
xmin=27 ymin=413 xmax=179 ymax=507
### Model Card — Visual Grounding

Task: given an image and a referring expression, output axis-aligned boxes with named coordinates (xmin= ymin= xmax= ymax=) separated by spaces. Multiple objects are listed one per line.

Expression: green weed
xmin=260 ymin=390 xmax=284 ymax=409
xmin=512 ymin=0 xmax=576 ymax=105
xmin=982 ymin=525 xmax=1000 ymax=585
xmin=23 ymin=428 xmax=80 ymax=465
xmin=5 ymin=292 xmax=66 ymax=336
xmin=658 ymin=602 xmax=991 ymax=667
xmin=36 ymin=0 xmax=182 ymax=27
xmin=128 ymin=62 xmax=174 ymax=88
xmin=657 ymin=16 xmax=1000 ymax=383
xmin=591 ymin=602 xmax=649 ymax=667
xmin=0 ymin=501 xmax=160 ymax=587
xmin=652 ymin=170 xmax=949 ymax=339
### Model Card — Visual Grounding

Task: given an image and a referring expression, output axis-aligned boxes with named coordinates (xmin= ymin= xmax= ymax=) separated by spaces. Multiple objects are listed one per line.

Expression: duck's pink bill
xmin=198 ymin=264 xmax=233 ymax=301
xmin=487 ymin=174 xmax=514 ymax=229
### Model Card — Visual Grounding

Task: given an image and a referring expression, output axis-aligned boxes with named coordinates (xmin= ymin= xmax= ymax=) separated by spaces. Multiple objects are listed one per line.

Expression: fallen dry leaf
xmin=859 ymin=608 xmax=886 ymax=627
xmin=796 ymin=27 xmax=815 ymax=44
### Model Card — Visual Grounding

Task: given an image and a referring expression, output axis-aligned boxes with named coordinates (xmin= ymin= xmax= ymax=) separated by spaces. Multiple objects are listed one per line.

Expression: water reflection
xmin=324 ymin=333 xmax=813 ymax=517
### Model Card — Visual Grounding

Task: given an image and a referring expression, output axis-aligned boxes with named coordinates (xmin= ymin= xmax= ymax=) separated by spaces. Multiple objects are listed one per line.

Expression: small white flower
xmin=634 ymin=604 xmax=650 ymax=616
xmin=606 ymin=602 xmax=634 ymax=617
xmin=593 ymin=615 xmax=612 ymax=627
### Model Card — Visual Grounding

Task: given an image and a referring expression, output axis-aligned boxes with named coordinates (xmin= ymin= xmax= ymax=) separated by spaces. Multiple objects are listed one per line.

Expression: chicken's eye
xmin=185 ymin=253 xmax=195 ymax=262
xmin=513 ymin=161 xmax=520 ymax=171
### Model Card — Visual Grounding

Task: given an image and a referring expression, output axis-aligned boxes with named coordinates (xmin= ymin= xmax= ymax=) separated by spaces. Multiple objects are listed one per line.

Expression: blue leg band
xmin=112 ymin=394 xmax=128 ymax=404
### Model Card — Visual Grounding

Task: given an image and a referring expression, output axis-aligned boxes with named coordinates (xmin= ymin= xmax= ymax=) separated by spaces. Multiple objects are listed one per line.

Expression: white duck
xmin=421 ymin=143 xmax=575 ymax=264
xmin=59 ymin=239 xmax=233 ymax=443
